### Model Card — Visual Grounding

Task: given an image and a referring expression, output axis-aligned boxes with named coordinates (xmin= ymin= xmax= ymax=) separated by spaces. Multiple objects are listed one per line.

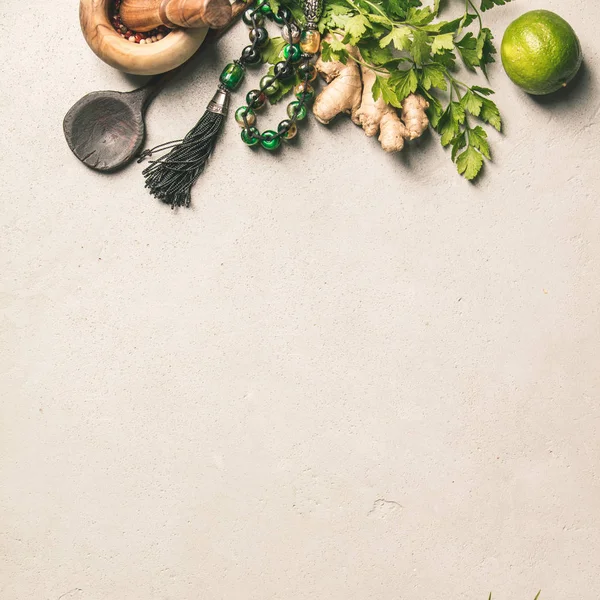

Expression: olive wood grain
xmin=120 ymin=0 xmax=233 ymax=31
xmin=80 ymin=0 xmax=207 ymax=75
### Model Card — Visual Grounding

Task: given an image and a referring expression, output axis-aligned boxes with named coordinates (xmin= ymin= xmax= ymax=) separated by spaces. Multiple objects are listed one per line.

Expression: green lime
xmin=501 ymin=10 xmax=582 ymax=95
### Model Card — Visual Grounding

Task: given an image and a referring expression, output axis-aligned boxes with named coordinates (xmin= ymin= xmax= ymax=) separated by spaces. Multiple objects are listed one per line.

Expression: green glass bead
xmin=235 ymin=106 xmax=256 ymax=127
xmin=274 ymin=61 xmax=294 ymax=80
xmin=241 ymin=127 xmax=260 ymax=146
xmin=300 ymin=29 xmax=320 ymax=54
xmin=261 ymin=130 xmax=281 ymax=151
xmin=297 ymin=61 xmax=317 ymax=82
xmin=294 ymin=82 xmax=315 ymax=102
xmin=282 ymin=44 xmax=301 ymax=63
xmin=246 ymin=89 xmax=267 ymax=110
xmin=278 ymin=119 xmax=297 ymax=140
xmin=258 ymin=2 xmax=272 ymax=16
xmin=242 ymin=8 xmax=262 ymax=26
xmin=241 ymin=45 xmax=262 ymax=65
xmin=249 ymin=26 xmax=269 ymax=48
xmin=219 ymin=62 xmax=244 ymax=90
xmin=260 ymin=75 xmax=280 ymax=96
xmin=272 ymin=7 xmax=292 ymax=24
xmin=287 ymin=100 xmax=307 ymax=120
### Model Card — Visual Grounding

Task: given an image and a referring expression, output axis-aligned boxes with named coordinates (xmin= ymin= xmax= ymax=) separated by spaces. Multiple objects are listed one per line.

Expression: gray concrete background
xmin=1 ymin=1 xmax=599 ymax=599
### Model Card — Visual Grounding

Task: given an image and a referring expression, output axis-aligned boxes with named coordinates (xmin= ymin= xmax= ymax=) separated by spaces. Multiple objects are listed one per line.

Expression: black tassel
xmin=138 ymin=88 xmax=230 ymax=209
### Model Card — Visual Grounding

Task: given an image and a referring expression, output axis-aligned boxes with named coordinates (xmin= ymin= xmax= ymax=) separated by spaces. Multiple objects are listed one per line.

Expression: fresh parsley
xmin=281 ymin=0 xmax=512 ymax=180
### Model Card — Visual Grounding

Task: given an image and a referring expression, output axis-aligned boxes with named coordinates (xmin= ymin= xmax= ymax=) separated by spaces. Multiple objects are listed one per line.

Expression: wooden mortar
xmin=80 ymin=0 xmax=208 ymax=75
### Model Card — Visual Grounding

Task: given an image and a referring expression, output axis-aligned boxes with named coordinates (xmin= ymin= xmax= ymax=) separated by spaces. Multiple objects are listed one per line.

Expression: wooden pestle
xmin=120 ymin=0 xmax=233 ymax=32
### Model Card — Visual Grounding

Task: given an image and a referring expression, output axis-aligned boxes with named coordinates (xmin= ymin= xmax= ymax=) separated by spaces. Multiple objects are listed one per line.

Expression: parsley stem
xmin=467 ymin=0 xmax=484 ymax=30
xmin=344 ymin=0 xmax=372 ymax=21
xmin=359 ymin=0 xmax=390 ymax=22
xmin=446 ymin=73 xmax=472 ymax=91
xmin=347 ymin=53 xmax=389 ymax=74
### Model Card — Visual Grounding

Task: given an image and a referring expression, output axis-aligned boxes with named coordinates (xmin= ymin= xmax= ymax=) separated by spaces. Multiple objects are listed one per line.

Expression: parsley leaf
xmin=431 ymin=32 xmax=454 ymax=54
xmin=451 ymin=131 xmax=467 ymax=161
xmin=436 ymin=49 xmax=457 ymax=69
xmin=437 ymin=13 xmax=476 ymax=34
xmin=479 ymin=97 xmax=502 ymax=130
xmin=419 ymin=64 xmax=447 ymax=91
xmin=420 ymin=88 xmax=444 ymax=128
xmin=372 ymin=75 xmax=403 ymax=108
xmin=360 ymin=40 xmax=394 ymax=65
xmin=477 ymin=27 xmax=497 ymax=75
xmin=379 ymin=26 xmax=411 ymax=50
xmin=410 ymin=30 xmax=431 ymax=66
xmin=455 ymin=32 xmax=479 ymax=70
xmin=407 ymin=6 xmax=436 ymax=26
xmin=320 ymin=38 xmax=348 ymax=63
xmin=460 ymin=89 xmax=483 ymax=116
xmin=480 ymin=0 xmax=512 ymax=12
xmin=344 ymin=14 xmax=371 ymax=44
xmin=261 ymin=37 xmax=287 ymax=65
xmin=456 ymin=145 xmax=484 ymax=180
xmin=389 ymin=68 xmax=419 ymax=102
xmin=437 ymin=101 xmax=465 ymax=146
xmin=471 ymin=85 xmax=494 ymax=96
xmin=385 ymin=0 xmax=423 ymax=20
xmin=469 ymin=126 xmax=491 ymax=159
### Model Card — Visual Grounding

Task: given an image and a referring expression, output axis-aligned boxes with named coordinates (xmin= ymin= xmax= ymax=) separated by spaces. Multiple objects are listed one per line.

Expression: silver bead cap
xmin=207 ymin=89 xmax=230 ymax=115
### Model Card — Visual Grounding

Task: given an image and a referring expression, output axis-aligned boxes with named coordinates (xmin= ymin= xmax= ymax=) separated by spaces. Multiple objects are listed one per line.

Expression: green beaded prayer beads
xmin=241 ymin=127 xmax=260 ymax=146
xmin=295 ymin=82 xmax=315 ymax=102
xmin=260 ymin=75 xmax=280 ymax=96
xmin=260 ymin=130 xmax=281 ymax=151
xmin=282 ymin=44 xmax=302 ymax=63
xmin=234 ymin=3 xmax=315 ymax=152
xmin=297 ymin=61 xmax=317 ymax=81
xmin=242 ymin=8 xmax=263 ymax=26
xmin=219 ymin=62 xmax=245 ymax=90
xmin=246 ymin=89 xmax=267 ymax=109
xmin=235 ymin=106 xmax=256 ymax=127
xmin=278 ymin=119 xmax=297 ymax=140
xmin=287 ymin=100 xmax=307 ymax=120
xmin=258 ymin=2 xmax=272 ymax=15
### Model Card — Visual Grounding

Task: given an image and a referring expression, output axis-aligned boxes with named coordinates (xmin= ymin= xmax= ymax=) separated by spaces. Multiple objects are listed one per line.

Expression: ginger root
xmin=312 ymin=41 xmax=362 ymax=124
xmin=313 ymin=35 xmax=429 ymax=152
xmin=402 ymin=94 xmax=430 ymax=140
xmin=352 ymin=56 xmax=410 ymax=152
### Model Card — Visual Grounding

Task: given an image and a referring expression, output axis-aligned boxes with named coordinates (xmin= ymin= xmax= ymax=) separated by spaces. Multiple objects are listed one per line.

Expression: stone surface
xmin=1 ymin=1 xmax=599 ymax=599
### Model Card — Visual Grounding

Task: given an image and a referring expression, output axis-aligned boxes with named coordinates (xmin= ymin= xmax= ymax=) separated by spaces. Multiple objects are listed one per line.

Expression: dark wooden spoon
xmin=63 ymin=0 xmax=246 ymax=173
xmin=63 ymin=74 xmax=174 ymax=172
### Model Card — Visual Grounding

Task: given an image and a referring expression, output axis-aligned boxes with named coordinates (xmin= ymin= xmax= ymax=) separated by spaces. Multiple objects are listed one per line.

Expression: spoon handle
xmin=127 ymin=69 xmax=182 ymax=112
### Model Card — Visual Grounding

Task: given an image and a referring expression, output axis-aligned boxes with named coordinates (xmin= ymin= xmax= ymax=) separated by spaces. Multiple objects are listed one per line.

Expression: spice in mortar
xmin=111 ymin=0 xmax=172 ymax=44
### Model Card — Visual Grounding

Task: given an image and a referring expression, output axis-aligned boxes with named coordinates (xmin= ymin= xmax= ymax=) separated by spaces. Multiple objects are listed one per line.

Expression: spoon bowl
xmin=63 ymin=89 xmax=148 ymax=172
